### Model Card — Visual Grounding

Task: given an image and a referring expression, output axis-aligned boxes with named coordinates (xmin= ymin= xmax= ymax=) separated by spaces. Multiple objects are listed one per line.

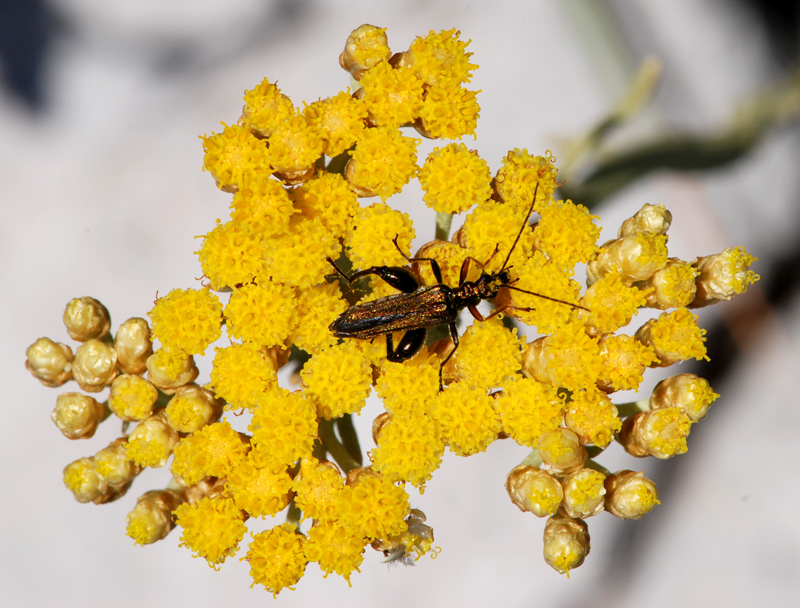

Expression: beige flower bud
xmin=146 ymin=349 xmax=199 ymax=394
xmin=543 ymin=514 xmax=590 ymax=574
xmin=63 ymin=296 xmax=111 ymax=342
xmin=637 ymin=258 xmax=698 ymax=309
xmin=126 ymin=489 xmax=185 ymax=545
xmin=537 ymin=428 xmax=587 ymax=475
xmin=62 ymin=456 xmax=130 ymax=504
xmin=618 ymin=203 xmax=672 ymax=237
xmin=587 ymin=233 xmax=668 ymax=286
xmin=343 ymin=158 xmax=378 ymax=197
xmin=108 ymin=374 xmax=159 ymax=421
xmin=690 ymin=247 xmax=759 ymax=308
xmin=72 ymin=338 xmax=118 ymax=392
xmin=604 ymin=470 xmax=660 ymax=519
xmin=562 ymin=468 xmax=606 ymax=519
xmin=126 ymin=410 xmax=180 ymax=469
xmin=619 ymin=407 xmax=693 ymax=459
xmin=339 ymin=24 xmax=391 ymax=81
xmin=164 ymin=384 xmax=224 ymax=433
xmin=26 ymin=337 xmax=73 ymax=387
xmin=51 ymin=392 xmax=106 ymax=439
xmin=114 ymin=317 xmax=153 ymax=375
xmin=505 ymin=464 xmax=564 ymax=517
xmin=650 ymin=373 xmax=719 ymax=421
xmin=94 ymin=437 xmax=142 ymax=487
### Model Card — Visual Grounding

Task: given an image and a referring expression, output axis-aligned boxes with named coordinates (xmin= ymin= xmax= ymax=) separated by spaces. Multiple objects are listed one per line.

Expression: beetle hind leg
xmin=386 ymin=328 xmax=427 ymax=363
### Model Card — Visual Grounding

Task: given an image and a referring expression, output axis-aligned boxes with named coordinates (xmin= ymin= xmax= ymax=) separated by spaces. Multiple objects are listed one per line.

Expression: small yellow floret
xmin=267 ymin=115 xmax=324 ymax=174
xmin=245 ymin=524 xmax=308 ymax=596
xmin=372 ymin=411 xmax=444 ymax=488
xmin=345 ymin=202 xmax=416 ymax=268
xmin=376 ymin=357 xmax=440 ymax=416
xmin=494 ymin=149 xmax=558 ymax=212
xmin=635 ymin=307 xmax=707 ymax=366
xmin=431 ymin=383 xmax=500 ymax=456
xmin=148 ymin=288 xmax=223 ymax=356
xmin=346 ymin=126 xmax=420 ymax=199
xmin=292 ymin=171 xmax=360 ymax=239
xmin=125 ymin=412 xmax=179 ymax=468
xmin=304 ymin=91 xmax=367 ymax=157
xmin=417 ymin=84 xmax=480 ymax=139
xmin=335 ymin=469 xmax=409 ymax=540
xmin=565 ymin=389 xmax=621 ymax=447
xmin=108 ymin=374 xmax=158 ymax=421
xmin=596 ymin=334 xmax=657 ymax=392
xmin=291 ymin=282 xmax=348 ymax=355
xmin=461 ymin=200 xmax=535 ymax=272
xmin=405 ymin=28 xmax=477 ymax=87
xmin=305 ymin=519 xmax=367 ymax=584
xmin=522 ymin=321 xmax=604 ymax=391
xmin=451 ymin=317 xmax=523 ymax=388
xmin=230 ymin=174 xmax=296 ymax=239
xmin=175 ymin=495 xmax=247 ymax=568
xmin=581 ymin=272 xmax=649 ymax=336
xmin=292 ymin=457 xmax=345 ymax=522
xmin=242 ymin=77 xmax=296 ymax=138
xmin=418 ymin=143 xmax=492 ymax=214
xmin=226 ymin=453 xmax=293 ymax=517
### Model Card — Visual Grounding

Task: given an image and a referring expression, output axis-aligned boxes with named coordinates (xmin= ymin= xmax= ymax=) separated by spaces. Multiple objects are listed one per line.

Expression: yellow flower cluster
xmin=26 ymin=25 xmax=760 ymax=591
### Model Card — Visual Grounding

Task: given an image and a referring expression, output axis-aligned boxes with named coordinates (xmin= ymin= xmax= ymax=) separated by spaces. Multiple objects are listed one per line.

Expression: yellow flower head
xmin=451 ymin=316 xmax=524 ymax=388
xmin=242 ymin=77 xmax=296 ymax=138
xmin=305 ymin=519 xmax=367 ymax=585
xmin=264 ymin=217 xmax=339 ymax=288
xmin=148 ymin=288 xmax=223 ymax=356
xmin=335 ymin=468 xmax=410 ymax=540
xmin=492 ymin=377 xmax=566 ymax=448
xmin=230 ymin=174 xmax=296 ymax=239
xmin=596 ymin=333 xmax=657 ymax=392
xmin=340 ymin=25 xmax=391 ymax=80
xmin=345 ymin=202 xmax=416 ymax=268
xmin=201 ymin=123 xmax=270 ymax=192
xmin=304 ymin=90 xmax=367 ymax=157
xmin=403 ymin=28 xmax=477 ymax=87
xmin=209 ymin=342 xmax=279 ymax=410
xmin=635 ymin=307 xmax=708 ymax=366
xmin=360 ymin=60 xmax=425 ymax=128
xmin=171 ymin=420 xmax=249 ymax=486
xmin=292 ymin=171 xmax=359 ymax=239
xmin=175 ymin=494 xmax=247 ymax=568
xmin=197 ymin=220 xmax=266 ymax=290
xmin=461 ymin=200 xmax=536 ymax=273
xmin=494 ymin=149 xmax=558 ymax=212
xmin=226 ymin=452 xmax=294 ymax=517
xmin=580 ymin=271 xmax=649 ymax=336
xmin=372 ymin=411 xmax=444 ymax=488
xmin=345 ymin=126 xmax=420 ymax=199
xmin=376 ymin=356 xmax=440 ymax=416
xmin=417 ymin=84 xmax=481 ymax=140
xmin=522 ymin=320 xmax=604 ymax=391
xmin=291 ymin=281 xmax=348 ymax=355
xmin=431 ymin=382 xmax=501 ymax=456
xmin=246 ymin=524 xmax=308 ymax=596
xmin=292 ymin=457 xmax=346 ymax=522
xmin=301 ymin=342 xmax=373 ymax=419
xmin=267 ymin=115 xmax=325 ymax=175
xmin=224 ymin=280 xmax=297 ymax=348
xmin=533 ymin=199 xmax=600 ymax=269
xmin=564 ymin=388 xmax=622 ymax=447
xmin=418 ymin=143 xmax=492 ymax=214
xmin=249 ymin=388 xmax=318 ymax=469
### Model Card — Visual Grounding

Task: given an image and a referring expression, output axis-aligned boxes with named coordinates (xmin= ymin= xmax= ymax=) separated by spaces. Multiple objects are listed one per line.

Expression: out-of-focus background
xmin=3 ymin=1 xmax=799 ymax=607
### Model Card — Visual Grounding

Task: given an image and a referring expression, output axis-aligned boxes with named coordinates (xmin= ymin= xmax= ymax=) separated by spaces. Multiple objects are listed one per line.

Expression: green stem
xmin=584 ymin=458 xmax=612 ymax=477
xmin=616 ymin=399 xmax=650 ymax=418
xmin=335 ymin=414 xmax=363 ymax=466
xmin=435 ymin=212 xmax=453 ymax=241
xmin=318 ymin=419 xmax=360 ymax=473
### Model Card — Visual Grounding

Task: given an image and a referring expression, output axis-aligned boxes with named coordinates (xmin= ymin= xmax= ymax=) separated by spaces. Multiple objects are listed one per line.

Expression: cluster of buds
xmin=26 ymin=24 xmax=759 ymax=593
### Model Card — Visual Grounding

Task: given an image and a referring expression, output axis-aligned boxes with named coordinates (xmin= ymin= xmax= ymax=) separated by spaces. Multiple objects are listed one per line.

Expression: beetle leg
xmin=392 ymin=235 xmax=443 ymax=285
xmin=386 ymin=328 xmax=427 ymax=363
xmin=468 ymin=303 xmax=536 ymax=323
xmin=326 ymin=257 xmax=419 ymax=293
xmin=437 ymin=322 xmax=460 ymax=392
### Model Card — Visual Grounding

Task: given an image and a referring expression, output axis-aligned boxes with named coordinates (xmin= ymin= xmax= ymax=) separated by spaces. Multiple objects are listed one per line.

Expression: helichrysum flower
xmin=29 ymin=23 xmax=761 ymax=590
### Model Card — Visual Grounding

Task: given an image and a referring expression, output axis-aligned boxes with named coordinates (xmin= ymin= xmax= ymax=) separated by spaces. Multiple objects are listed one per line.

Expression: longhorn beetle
xmin=327 ymin=184 xmax=587 ymax=391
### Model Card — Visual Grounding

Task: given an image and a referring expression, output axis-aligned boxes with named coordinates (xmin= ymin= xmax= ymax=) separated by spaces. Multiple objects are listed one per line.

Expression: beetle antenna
xmin=500 ymin=182 xmax=541 ymax=272
xmin=504 ymin=284 xmax=590 ymax=312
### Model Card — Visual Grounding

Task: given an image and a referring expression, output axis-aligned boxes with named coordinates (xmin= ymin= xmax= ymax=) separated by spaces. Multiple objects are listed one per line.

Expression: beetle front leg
xmin=392 ymin=235 xmax=443 ymax=285
xmin=386 ymin=328 xmax=427 ymax=363
xmin=326 ymin=257 xmax=420 ymax=294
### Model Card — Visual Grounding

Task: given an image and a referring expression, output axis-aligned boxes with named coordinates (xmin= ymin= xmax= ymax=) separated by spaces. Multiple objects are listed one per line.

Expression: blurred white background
xmin=2 ymin=1 xmax=799 ymax=607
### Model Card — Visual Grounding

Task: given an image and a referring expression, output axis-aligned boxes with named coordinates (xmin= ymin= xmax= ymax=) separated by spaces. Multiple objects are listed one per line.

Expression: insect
xmin=327 ymin=184 xmax=587 ymax=391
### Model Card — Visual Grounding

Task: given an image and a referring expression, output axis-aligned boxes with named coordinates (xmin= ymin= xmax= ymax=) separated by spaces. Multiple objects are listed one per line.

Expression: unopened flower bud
xmin=690 ymin=247 xmax=759 ymax=308
xmin=63 ymin=296 xmax=111 ymax=342
xmin=125 ymin=410 xmax=180 ymax=468
xmin=634 ymin=308 xmax=706 ymax=367
xmin=51 ymin=392 xmax=106 ymax=439
xmin=618 ymin=203 xmax=672 ymax=237
xmin=114 ymin=317 xmax=153 ymax=375
xmin=126 ymin=489 xmax=185 ymax=545
xmin=72 ymin=338 xmax=118 ymax=392
xmin=543 ymin=514 xmax=590 ymax=574
xmin=340 ymin=25 xmax=391 ymax=81
xmin=604 ymin=470 xmax=660 ymax=519
xmin=95 ymin=437 xmax=142 ymax=486
xmin=618 ymin=407 xmax=693 ymax=459
xmin=650 ymin=373 xmax=719 ymax=421
xmin=587 ymin=233 xmax=668 ymax=286
xmin=63 ymin=456 xmax=130 ymax=504
xmin=146 ymin=349 xmax=199 ymax=394
xmin=637 ymin=258 xmax=698 ymax=309
xmin=108 ymin=374 xmax=159 ymax=421
xmin=561 ymin=468 xmax=606 ymax=519
xmin=505 ymin=464 xmax=563 ymax=517
xmin=537 ymin=428 xmax=587 ymax=475
xmin=164 ymin=384 xmax=224 ymax=433
xmin=25 ymin=337 xmax=73 ymax=387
